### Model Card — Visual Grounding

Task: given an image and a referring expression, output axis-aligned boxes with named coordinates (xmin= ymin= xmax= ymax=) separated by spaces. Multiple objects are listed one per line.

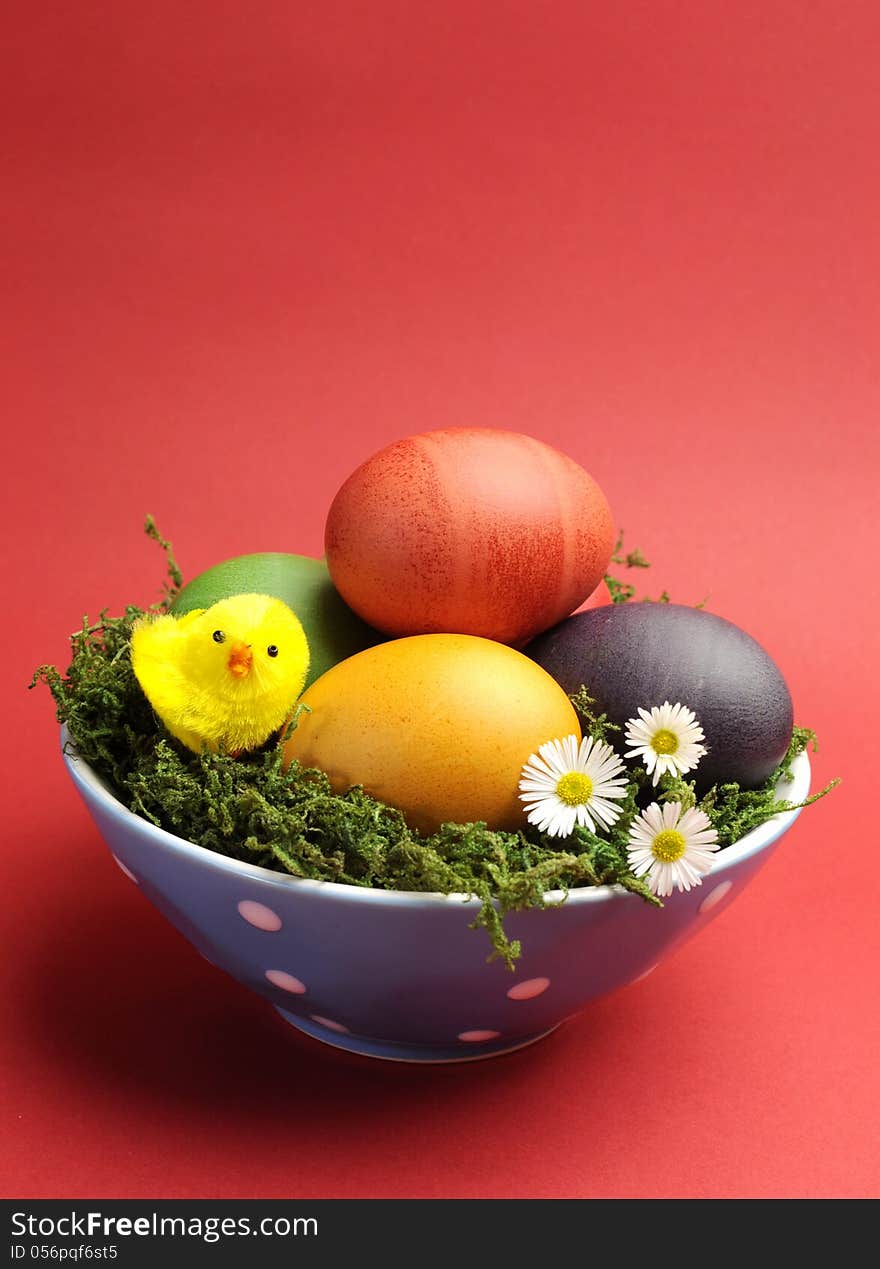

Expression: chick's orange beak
xmin=227 ymin=642 xmax=253 ymax=678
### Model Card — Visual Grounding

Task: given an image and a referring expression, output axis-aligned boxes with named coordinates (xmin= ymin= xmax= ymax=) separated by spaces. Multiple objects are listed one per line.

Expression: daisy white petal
xmin=642 ymin=801 xmax=667 ymax=834
xmin=536 ymin=741 xmax=569 ymax=774
xmin=518 ymin=734 xmax=629 ymax=840
xmin=624 ymin=699 xmax=709 ymax=785
xmin=625 ymin=800 xmax=720 ymax=895
xmin=677 ymin=806 xmax=714 ymax=835
xmin=661 ymin=801 xmax=681 ymax=829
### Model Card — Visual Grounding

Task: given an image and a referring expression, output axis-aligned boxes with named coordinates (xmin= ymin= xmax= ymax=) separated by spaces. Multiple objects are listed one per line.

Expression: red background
xmin=3 ymin=2 xmax=878 ymax=1199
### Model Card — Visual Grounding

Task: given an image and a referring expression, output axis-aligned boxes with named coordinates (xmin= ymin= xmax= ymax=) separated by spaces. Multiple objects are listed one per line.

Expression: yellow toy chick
xmin=131 ymin=593 xmax=310 ymax=754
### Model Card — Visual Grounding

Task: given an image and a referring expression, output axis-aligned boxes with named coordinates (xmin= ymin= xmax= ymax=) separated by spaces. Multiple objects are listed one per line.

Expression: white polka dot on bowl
xmin=699 ymin=880 xmax=733 ymax=914
xmin=265 ymin=970 xmax=306 ymax=994
xmin=237 ymin=900 xmax=282 ymax=931
xmin=458 ymin=1029 xmax=501 ymax=1043
xmin=310 ymin=1015 xmax=349 ymax=1034
xmin=506 ymin=977 xmax=550 ymax=1001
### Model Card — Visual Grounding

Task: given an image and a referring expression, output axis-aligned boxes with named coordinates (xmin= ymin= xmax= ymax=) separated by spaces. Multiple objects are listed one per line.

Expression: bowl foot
xmin=275 ymin=1007 xmax=559 ymax=1063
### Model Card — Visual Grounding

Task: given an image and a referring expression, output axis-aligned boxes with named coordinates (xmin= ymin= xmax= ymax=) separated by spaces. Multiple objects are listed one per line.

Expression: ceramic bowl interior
xmin=62 ymin=729 xmax=810 ymax=1063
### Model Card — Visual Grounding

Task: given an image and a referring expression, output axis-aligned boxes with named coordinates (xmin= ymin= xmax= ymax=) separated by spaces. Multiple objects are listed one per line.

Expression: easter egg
xmin=171 ymin=553 xmax=380 ymax=688
xmin=526 ymin=603 xmax=793 ymax=789
xmin=281 ymin=634 xmax=581 ymax=835
xmin=324 ymin=428 xmax=615 ymax=645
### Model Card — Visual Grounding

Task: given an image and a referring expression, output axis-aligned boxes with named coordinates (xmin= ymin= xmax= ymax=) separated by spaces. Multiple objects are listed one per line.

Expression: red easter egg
xmin=325 ymin=428 xmax=615 ymax=644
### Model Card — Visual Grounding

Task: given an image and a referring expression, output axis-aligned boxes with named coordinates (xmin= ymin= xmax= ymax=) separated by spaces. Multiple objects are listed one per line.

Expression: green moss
xmin=31 ymin=521 xmax=837 ymax=969
xmin=569 ymin=685 xmax=621 ymax=744
xmin=695 ymin=728 xmax=838 ymax=847
xmin=604 ymin=532 xmax=671 ymax=604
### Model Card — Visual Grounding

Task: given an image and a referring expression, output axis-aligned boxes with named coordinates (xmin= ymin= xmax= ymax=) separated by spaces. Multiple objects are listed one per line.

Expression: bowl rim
xmin=61 ymin=725 xmax=811 ymax=909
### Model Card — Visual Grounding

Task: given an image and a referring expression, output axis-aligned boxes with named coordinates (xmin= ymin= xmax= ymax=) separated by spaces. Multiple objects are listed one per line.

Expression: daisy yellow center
xmin=555 ymin=772 xmax=594 ymax=807
xmin=651 ymin=728 xmax=679 ymax=755
xmin=651 ymin=829 xmax=687 ymax=862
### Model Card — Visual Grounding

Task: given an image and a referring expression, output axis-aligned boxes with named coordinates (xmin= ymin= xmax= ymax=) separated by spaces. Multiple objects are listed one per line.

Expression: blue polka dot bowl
xmin=62 ymin=731 xmax=810 ymax=1063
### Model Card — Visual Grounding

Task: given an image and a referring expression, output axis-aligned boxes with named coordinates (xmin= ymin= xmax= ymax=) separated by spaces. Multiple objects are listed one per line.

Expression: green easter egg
xmin=171 ymin=553 xmax=381 ymax=688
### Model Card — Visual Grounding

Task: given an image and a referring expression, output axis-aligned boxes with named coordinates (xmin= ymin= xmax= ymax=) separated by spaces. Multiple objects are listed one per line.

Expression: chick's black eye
xmin=212 ymin=630 xmax=225 ymax=644
xmin=267 ymin=645 xmax=279 ymax=657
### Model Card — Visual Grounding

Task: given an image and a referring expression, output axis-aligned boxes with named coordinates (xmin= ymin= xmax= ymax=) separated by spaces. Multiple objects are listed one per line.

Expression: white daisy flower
xmin=624 ymin=700 xmax=708 ymax=786
xmin=626 ymin=800 xmax=720 ymax=896
xmin=519 ymin=734 xmax=628 ymax=838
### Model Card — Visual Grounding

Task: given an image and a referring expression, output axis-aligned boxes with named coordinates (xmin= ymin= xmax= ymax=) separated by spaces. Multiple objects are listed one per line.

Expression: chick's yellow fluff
xmin=131 ymin=593 xmax=310 ymax=753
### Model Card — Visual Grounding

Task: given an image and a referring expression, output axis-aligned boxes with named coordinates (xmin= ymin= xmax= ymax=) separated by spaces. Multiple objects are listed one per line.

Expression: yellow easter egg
xmin=281 ymin=633 xmax=581 ymax=835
